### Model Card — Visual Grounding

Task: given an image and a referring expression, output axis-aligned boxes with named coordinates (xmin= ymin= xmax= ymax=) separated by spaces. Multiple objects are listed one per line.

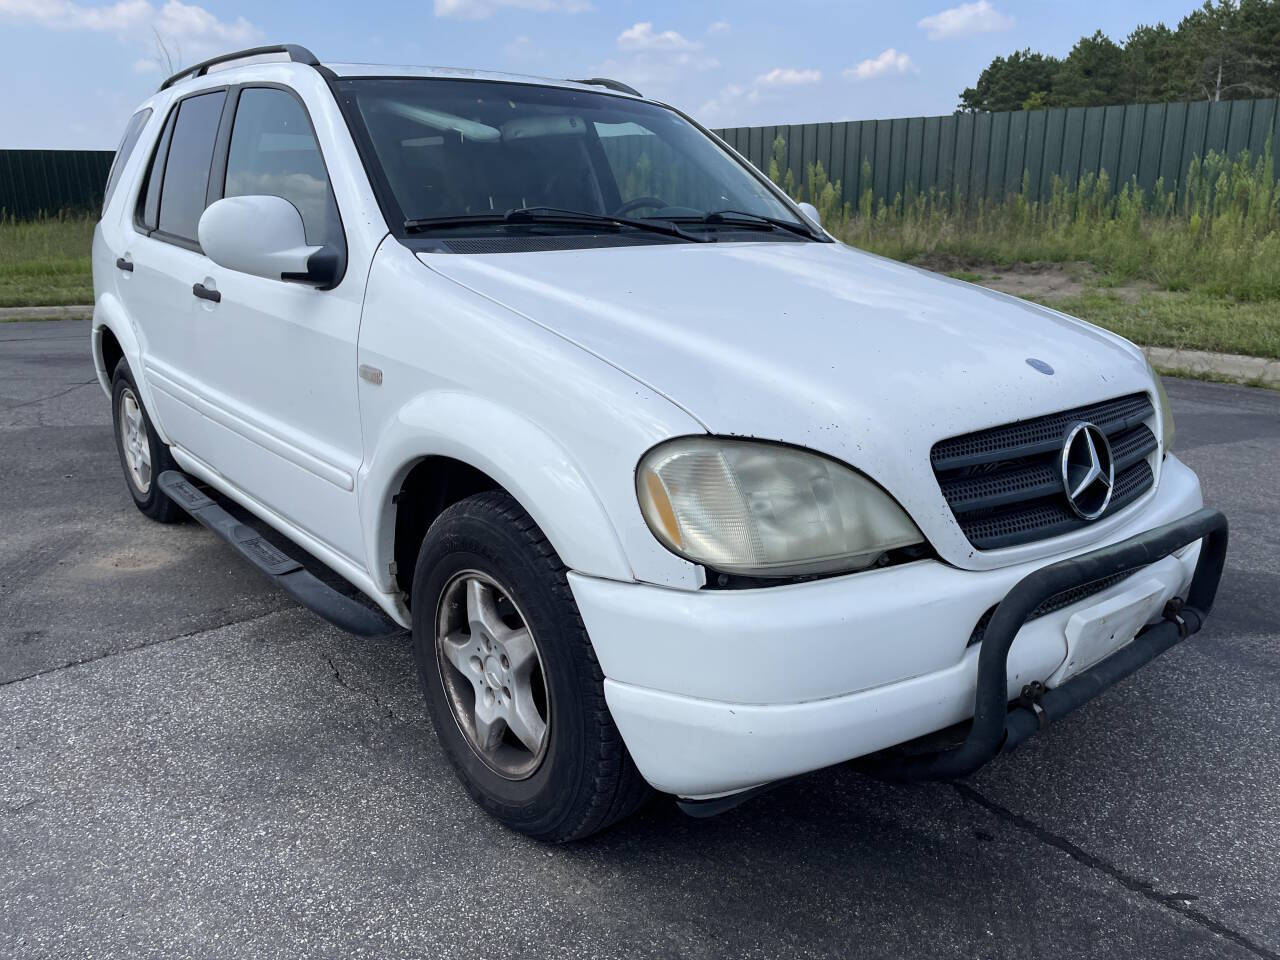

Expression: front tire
xmin=111 ymin=360 xmax=184 ymax=523
xmin=411 ymin=491 xmax=650 ymax=842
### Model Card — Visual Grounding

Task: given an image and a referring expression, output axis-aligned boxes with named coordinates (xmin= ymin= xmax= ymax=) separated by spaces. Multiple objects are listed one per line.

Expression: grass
xmin=5 ymin=139 xmax=1280 ymax=366
xmin=0 ymin=213 xmax=95 ymax=307
xmin=1033 ymin=291 xmax=1280 ymax=360
xmin=767 ymin=136 xmax=1280 ymax=362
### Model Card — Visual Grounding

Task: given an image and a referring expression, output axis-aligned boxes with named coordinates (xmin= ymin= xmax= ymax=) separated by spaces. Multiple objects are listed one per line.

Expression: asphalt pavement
xmin=2 ymin=318 xmax=1277 ymax=959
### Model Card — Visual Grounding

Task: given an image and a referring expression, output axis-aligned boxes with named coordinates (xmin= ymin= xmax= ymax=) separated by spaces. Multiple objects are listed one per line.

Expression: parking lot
xmin=2 ymin=317 xmax=1277 ymax=959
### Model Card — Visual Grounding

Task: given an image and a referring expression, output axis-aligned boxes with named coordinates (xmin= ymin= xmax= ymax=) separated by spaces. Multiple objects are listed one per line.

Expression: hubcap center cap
xmin=483 ymin=655 xmax=503 ymax=690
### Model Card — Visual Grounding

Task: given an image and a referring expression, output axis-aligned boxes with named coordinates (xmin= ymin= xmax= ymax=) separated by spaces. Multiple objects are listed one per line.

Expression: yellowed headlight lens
xmin=637 ymin=438 xmax=923 ymax=577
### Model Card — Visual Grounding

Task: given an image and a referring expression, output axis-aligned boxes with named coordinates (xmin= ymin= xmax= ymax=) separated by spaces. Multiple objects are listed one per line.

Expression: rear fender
xmin=92 ymin=295 xmax=172 ymax=444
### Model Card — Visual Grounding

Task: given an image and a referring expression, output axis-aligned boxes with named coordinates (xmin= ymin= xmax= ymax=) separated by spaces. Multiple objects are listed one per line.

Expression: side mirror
xmin=198 ymin=195 xmax=339 ymax=287
xmin=797 ymin=201 xmax=822 ymax=229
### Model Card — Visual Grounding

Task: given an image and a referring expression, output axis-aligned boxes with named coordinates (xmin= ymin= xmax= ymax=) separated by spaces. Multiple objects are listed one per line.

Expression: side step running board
xmin=158 ymin=470 xmax=399 ymax=638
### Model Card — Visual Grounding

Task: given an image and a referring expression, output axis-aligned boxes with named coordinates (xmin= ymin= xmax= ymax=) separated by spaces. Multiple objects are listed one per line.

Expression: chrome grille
xmin=932 ymin=393 xmax=1158 ymax=550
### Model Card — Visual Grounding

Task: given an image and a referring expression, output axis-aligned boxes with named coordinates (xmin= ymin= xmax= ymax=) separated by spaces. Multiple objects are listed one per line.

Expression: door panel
xmin=116 ymin=83 xmax=368 ymax=566
xmin=176 ymin=85 xmax=366 ymax=564
xmin=115 ymin=90 xmax=225 ymax=451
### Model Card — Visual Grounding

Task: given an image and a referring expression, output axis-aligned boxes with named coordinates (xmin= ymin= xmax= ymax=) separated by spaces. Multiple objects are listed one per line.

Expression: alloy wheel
xmin=434 ymin=570 xmax=551 ymax=780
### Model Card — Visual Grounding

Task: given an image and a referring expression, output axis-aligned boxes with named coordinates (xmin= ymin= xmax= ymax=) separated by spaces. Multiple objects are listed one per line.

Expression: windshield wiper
xmin=404 ymin=206 xmax=703 ymax=242
xmin=660 ymin=209 xmax=825 ymax=241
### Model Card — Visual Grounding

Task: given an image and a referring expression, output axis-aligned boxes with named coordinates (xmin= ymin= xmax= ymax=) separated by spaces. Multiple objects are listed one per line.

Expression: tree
xmin=1178 ymin=0 xmax=1278 ymax=99
xmin=1124 ymin=23 xmax=1182 ymax=101
xmin=959 ymin=49 xmax=1059 ymax=112
xmin=957 ymin=0 xmax=1279 ymax=109
xmin=1051 ymin=30 xmax=1129 ymax=106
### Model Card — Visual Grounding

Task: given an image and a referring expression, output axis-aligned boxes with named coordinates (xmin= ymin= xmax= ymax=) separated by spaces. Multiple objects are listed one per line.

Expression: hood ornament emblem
xmin=1061 ymin=422 xmax=1115 ymax=520
xmin=1026 ymin=357 xmax=1054 ymax=376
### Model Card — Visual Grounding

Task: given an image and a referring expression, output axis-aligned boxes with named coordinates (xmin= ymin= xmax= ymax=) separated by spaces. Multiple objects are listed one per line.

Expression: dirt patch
xmin=83 ymin=545 xmax=178 ymax=577
xmin=911 ymin=256 xmax=1159 ymax=304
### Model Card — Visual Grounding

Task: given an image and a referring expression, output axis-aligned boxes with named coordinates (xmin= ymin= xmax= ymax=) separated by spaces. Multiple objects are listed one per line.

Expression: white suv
xmin=93 ymin=45 xmax=1227 ymax=841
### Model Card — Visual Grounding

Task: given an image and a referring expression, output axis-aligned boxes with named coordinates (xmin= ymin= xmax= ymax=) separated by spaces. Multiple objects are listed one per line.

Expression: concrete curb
xmin=2 ymin=304 xmax=1276 ymax=389
xmin=0 ymin=304 xmax=93 ymax=321
xmin=1144 ymin=346 xmax=1280 ymax=389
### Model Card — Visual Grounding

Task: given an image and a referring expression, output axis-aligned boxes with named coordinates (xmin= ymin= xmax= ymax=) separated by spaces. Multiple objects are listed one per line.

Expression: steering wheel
xmin=613 ymin=196 xmax=671 ymax=217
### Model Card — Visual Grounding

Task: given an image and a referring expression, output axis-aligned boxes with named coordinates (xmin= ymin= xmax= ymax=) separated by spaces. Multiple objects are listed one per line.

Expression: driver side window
xmin=223 ymin=87 xmax=341 ymax=247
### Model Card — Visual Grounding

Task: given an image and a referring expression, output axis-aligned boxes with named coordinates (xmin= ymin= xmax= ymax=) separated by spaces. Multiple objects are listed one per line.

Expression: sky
xmin=0 ymin=0 xmax=1192 ymax=149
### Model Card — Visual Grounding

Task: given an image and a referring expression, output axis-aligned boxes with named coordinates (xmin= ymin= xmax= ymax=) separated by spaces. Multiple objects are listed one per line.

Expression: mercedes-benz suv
xmin=91 ymin=45 xmax=1227 ymax=841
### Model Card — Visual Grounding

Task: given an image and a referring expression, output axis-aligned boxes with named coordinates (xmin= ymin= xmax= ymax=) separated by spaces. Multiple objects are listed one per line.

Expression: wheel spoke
xmin=506 ymin=685 xmax=547 ymax=755
xmin=439 ymin=629 xmax=477 ymax=678
xmin=503 ymin=628 xmax=537 ymax=675
xmin=466 ymin=577 xmax=507 ymax=640
xmin=473 ymin=692 xmax=507 ymax=753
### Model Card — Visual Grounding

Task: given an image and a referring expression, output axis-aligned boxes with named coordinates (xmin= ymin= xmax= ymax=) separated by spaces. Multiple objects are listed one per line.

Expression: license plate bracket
xmin=1047 ymin=577 xmax=1170 ymax=687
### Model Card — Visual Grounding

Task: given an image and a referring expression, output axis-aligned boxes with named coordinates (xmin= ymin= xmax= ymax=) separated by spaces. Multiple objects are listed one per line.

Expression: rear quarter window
xmin=101 ymin=108 xmax=152 ymax=215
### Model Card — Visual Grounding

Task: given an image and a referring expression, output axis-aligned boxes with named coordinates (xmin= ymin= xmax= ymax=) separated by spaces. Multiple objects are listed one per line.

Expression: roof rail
xmin=159 ymin=43 xmax=320 ymax=92
xmin=572 ymin=77 xmax=642 ymax=98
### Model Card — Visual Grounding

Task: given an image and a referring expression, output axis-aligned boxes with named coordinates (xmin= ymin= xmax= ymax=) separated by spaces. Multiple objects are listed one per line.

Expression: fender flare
xmin=92 ymin=295 xmax=173 ymax=445
xmin=360 ymin=390 xmax=635 ymax=591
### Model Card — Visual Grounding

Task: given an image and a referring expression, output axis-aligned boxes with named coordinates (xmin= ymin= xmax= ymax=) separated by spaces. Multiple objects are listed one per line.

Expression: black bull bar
xmin=678 ymin=507 xmax=1228 ymax=817
xmin=861 ymin=505 xmax=1229 ymax=782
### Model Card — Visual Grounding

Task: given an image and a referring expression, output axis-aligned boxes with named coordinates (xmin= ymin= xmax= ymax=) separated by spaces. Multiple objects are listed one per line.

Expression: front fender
xmin=360 ymin=390 xmax=634 ymax=592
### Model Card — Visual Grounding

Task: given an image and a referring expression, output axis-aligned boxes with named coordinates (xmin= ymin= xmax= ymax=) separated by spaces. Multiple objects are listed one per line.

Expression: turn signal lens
xmin=1148 ymin=361 xmax=1176 ymax=454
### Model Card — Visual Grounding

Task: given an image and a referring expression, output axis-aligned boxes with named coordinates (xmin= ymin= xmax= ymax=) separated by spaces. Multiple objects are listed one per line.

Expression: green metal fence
xmin=4 ymin=97 xmax=1279 ymax=219
xmin=714 ymin=97 xmax=1280 ymax=208
xmin=0 ymin=150 xmax=115 ymax=220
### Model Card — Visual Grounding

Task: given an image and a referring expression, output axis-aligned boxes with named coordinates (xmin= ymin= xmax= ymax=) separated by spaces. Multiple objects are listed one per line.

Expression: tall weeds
xmin=768 ymin=136 xmax=1280 ymax=301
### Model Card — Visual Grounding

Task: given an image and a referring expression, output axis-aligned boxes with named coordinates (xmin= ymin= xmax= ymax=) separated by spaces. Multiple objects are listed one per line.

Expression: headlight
xmin=637 ymin=437 xmax=923 ymax=577
xmin=1147 ymin=360 xmax=1175 ymax=454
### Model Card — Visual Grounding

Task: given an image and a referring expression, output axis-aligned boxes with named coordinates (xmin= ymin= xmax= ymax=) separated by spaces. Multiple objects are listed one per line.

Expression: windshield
xmin=334 ymin=77 xmax=806 ymax=237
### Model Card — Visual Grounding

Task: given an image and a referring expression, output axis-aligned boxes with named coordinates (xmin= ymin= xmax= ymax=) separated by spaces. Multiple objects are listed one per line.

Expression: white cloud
xmin=0 ymin=0 xmax=151 ymax=31
xmin=595 ymin=21 xmax=718 ymax=98
xmin=503 ymin=35 xmax=538 ymax=60
xmin=698 ymin=66 xmax=821 ymax=124
xmin=843 ymin=48 xmax=915 ymax=81
xmin=0 ymin=0 xmax=259 ymax=70
xmin=756 ymin=67 xmax=821 ymax=87
xmin=591 ymin=49 xmax=719 ymax=98
xmin=698 ymin=83 xmax=760 ymax=122
xmin=433 ymin=0 xmax=591 ymax=19
xmin=0 ymin=0 xmax=255 ymax=41
xmin=707 ymin=20 xmax=730 ymax=34
xmin=917 ymin=1 xmax=1012 ymax=40
xmin=617 ymin=21 xmax=700 ymax=52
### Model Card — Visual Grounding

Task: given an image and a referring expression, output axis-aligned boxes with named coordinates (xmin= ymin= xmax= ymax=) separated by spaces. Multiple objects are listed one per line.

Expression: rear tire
xmin=411 ymin=490 xmax=650 ymax=842
xmin=111 ymin=360 xmax=184 ymax=523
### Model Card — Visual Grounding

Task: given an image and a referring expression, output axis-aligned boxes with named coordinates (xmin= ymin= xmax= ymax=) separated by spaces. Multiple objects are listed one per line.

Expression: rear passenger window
xmin=156 ymin=90 xmax=226 ymax=243
xmin=224 ymin=88 xmax=340 ymax=246
xmin=102 ymin=108 xmax=152 ymax=215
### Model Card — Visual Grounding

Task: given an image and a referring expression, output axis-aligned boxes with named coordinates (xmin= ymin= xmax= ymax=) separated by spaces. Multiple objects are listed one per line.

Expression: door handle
xmin=192 ymin=282 xmax=221 ymax=303
xmin=115 ymin=257 xmax=134 ymax=272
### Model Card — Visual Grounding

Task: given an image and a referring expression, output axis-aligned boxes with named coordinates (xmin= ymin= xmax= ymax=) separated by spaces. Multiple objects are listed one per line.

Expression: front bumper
xmin=570 ymin=456 xmax=1224 ymax=798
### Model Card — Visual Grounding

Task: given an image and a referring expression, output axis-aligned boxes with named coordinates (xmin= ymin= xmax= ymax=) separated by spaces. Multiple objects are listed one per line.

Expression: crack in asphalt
xmin=1 ymin=379 xmax=96 ymax=411
xmin=953 ymin=782 xmax=1280 ymax=960
xmin=0 ymin=333 xmax=89 ymax=343
xmin=0 ymin=607 xmax=289 ymax=688
xmin=326 ymin=655 xmax=404 ymax=722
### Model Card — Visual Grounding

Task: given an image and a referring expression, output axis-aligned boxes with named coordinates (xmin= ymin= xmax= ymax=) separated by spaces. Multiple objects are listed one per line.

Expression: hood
xmin=419 ymin=240 xmax=1156 ymax=567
